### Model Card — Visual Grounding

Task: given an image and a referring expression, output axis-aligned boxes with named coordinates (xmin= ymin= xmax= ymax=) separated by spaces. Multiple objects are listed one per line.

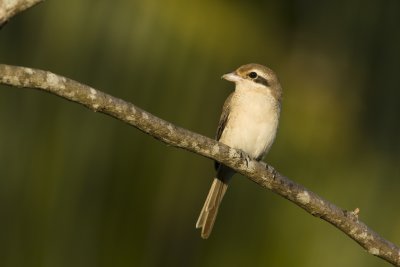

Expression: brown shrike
xmin=196 ymin=63 xmax=282 ymax=239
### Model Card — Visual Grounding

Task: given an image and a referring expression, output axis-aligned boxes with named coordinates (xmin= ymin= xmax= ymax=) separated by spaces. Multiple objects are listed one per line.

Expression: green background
xmin=1 ymin=0 xmax=400 ymax=266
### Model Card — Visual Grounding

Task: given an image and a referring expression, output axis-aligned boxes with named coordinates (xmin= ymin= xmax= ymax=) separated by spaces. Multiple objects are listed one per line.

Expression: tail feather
xmin=196 ymin=178 xmax=228 ymax=239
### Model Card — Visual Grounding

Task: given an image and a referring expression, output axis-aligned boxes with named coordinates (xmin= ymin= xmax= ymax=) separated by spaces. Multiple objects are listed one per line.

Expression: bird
xmin=196 ymin=63 xmax=282 ymax=239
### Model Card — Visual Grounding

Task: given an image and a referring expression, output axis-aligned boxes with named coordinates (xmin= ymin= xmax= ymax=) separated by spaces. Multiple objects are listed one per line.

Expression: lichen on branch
xmin=1 ymin=63 xmax=399 ymax=266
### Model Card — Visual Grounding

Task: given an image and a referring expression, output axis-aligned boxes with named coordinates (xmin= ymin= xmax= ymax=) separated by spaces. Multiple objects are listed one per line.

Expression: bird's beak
xmin=221 ymin=72 xmax=241 ymax=83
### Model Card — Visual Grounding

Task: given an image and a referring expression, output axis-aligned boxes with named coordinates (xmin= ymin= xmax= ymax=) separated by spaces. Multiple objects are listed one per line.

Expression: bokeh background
xmin=1 ymin=0 xmax=400 ymax=266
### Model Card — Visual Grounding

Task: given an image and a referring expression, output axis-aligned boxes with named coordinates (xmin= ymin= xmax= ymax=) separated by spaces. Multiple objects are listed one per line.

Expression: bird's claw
xmin=240 ymin=151 xmax=251 ymax=167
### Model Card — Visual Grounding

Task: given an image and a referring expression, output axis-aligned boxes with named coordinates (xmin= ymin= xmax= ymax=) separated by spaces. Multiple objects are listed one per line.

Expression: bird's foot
xmin=239 ymin=151 xmax=252 ymax=167
xmin=259 ymin=161 xmax=275 ymax=174
xmin=259 ymin=161 xmax=268 ymax=168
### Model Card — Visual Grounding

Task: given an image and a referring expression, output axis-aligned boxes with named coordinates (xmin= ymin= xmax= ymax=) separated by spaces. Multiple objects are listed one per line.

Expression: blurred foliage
xmin=1 ymin=0 xmax=400 ymax=266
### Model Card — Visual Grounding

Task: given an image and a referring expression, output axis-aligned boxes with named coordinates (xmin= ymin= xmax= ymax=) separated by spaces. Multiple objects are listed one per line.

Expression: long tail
xmin=196 ymin=178 xmax=228 ymax=239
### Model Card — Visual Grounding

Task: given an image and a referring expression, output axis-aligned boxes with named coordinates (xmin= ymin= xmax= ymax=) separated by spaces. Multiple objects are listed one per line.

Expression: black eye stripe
xmin=254 ymin=76 xmax=270 ymax=87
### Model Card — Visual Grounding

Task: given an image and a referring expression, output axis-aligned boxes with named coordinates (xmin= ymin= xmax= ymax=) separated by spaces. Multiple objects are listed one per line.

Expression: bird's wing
xmin=214 ymin=93 xmax=233 ymax=170
xmin=215 ymin=93 xmax=233 ymax=141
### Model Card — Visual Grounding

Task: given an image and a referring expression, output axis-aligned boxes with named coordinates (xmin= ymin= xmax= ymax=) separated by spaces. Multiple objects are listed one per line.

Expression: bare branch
xmin=0 ymin=64 xmax=399 ymax=266
xmin=0 ymin=0 xmax=43 ymax=27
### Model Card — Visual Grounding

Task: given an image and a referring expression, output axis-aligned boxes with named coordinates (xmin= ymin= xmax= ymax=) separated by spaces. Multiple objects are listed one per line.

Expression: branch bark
xmin=1 ymin=1 xmax=399 ymax=265
xmin=0 ymin=64 xmax=399 ymax=265
xmin=0 ymin=0 xmax=43 ymax=27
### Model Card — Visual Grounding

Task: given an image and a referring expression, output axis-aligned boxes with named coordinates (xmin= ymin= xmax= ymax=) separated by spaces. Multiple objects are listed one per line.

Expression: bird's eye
xmin=248 ymin=72 xmax=258 ymax=79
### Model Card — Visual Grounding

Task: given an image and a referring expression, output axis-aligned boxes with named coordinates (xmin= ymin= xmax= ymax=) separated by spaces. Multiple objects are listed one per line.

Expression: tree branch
xmin=0 ymin=0 xmax=43 ymax=27
xmin=0 ymin=64 xmax=399 ymax=265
